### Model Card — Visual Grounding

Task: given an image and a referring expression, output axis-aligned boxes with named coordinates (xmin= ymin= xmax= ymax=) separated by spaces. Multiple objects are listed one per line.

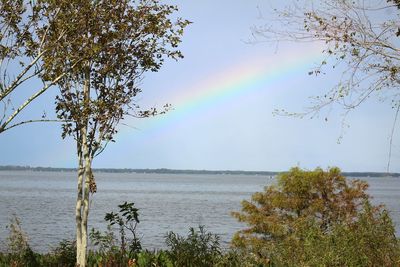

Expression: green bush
xmin=89 ymin=226 xmax=118 ymax=254
xmin=50 ymin=239 xmax=76 ymax=267
xmin=134 ymin=250 xmax=173 ymax=267
xmin=165 ymin=225 xmax=222 ymax=267
xmin=87 ymin=201 xmax=142 ymax=266
xmin=104 ymin=201 xmax=142 ymax=254
xmin=232 ymin=167 xmax=400 ymax=266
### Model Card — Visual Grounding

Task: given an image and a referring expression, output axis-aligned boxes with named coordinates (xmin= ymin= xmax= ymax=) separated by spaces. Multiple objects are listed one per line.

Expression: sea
xmin=0 ymin=171 xmax=399 ymax=252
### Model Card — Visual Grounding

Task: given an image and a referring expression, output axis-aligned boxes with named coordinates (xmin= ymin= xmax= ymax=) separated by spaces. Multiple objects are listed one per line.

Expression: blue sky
xmin=0 ymin=0 xmax=398 ymax=172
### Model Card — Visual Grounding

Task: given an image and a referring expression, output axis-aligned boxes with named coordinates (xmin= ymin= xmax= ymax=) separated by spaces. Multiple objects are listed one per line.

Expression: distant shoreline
xmin=0 ymin=165 xmax=399 ymax=177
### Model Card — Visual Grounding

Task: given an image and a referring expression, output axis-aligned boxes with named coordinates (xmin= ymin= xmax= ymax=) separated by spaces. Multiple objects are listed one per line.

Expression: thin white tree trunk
xmin=81 ymin=147 xmax=91 ymax=267
xmin=76 ymin=68 xmax=91 ymax=267
xmin=75 ymin=152 xmax=84 ymax=265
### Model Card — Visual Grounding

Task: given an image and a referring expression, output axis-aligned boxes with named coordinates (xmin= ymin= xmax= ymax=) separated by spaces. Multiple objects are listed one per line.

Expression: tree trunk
xmin=75 ymin=151 xmax=84 ymax=265
xmin=76 ymin=136 xmax=92 ymax=267
xmin=76 ymin=68 xmax=91 ymax=267
xmin=81 ymin=140 xmax=91 ymax=267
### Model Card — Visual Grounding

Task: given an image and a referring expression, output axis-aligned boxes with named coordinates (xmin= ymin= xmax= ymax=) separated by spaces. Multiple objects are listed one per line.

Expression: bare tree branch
xmin=387 ymin=104 xmax=400 ymax=172
xmin=2 ymin=118 xmax=70 ymax=133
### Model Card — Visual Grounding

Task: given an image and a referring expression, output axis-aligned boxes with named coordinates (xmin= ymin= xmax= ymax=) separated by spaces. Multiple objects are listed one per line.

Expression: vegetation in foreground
xmin=0 ymin=219 xmax=244 ymax=267
xmin=232 ymin=167 xmax=400 ymax=266
xmin=1 ymin=167 xmax=399 ymax=266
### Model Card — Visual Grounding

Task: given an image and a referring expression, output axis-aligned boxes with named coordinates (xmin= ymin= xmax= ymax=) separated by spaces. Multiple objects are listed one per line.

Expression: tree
xmin=0 ymin=0 xmax=79 ymax=133
xmin=254 ymin=0 xmax=400 ymax=168
xmin=38 ymin=1 xmax=190 ymax=266
xmin=232 ymin=167 xmax=400 ymax=266
xmin=256 ymin=0 xmax=400 ymax=114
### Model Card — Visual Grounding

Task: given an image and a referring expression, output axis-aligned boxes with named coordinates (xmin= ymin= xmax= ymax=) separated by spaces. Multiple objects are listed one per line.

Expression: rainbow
xmin=124 ymin=45 xmax=323 ymax=137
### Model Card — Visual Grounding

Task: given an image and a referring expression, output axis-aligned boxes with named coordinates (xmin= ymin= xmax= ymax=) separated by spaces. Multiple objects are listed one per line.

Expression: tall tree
xmin=39 ymin=1 xmax=190 ymax=266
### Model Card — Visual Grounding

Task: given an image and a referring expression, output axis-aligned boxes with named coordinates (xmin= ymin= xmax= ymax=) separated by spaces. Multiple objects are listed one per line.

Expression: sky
xmin=0 ymin=0 xmax=399 ymax=172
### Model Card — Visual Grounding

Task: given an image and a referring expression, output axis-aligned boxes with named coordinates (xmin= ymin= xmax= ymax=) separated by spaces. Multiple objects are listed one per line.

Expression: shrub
xmin=6 ymin=216 xmax=29 ymax=255
xmin=51 ymin=239 xmax=76 ymax=267
xmin=213 ymin=250 xmax=255 ymax=267
xmin=0 ymin=215 xmax=41 ymax=267
xmin=165 ymin=225 xmax=222 ymax=267
xmin=103 ymin=201 xmax=142 ymax=254
xmin=89 ymin=226 xmax=118 ymax=254
xmin=135 ymin=250 xmax=173 ymax=267
xmin=232 ymin=167 xmax=400 ymax=266
xmin=88 ymin=202 xmax=142 ymax=266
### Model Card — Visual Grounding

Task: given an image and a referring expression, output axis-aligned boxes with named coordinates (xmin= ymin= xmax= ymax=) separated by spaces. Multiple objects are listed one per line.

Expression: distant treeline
xmin=0 ymin=165 xmax=399 ymax=177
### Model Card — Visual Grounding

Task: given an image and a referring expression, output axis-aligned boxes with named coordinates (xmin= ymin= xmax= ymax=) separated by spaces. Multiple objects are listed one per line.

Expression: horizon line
xmin=0 ymin=165 xmax=399 ymax=176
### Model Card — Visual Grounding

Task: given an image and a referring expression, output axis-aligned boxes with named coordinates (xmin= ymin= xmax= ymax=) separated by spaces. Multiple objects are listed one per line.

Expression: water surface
xmin=0 ymin=171 xmax=398 ymax=252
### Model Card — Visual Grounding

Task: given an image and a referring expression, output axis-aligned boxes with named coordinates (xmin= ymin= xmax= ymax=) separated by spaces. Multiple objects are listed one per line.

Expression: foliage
xmin=105 ymin=201 xmax=141 ymax=254
xmin=89 ymin=222 xmax=232 ymax=267
xmin=1 ymin=183 xmax=397 ymax=267
xmin=88 ymin=204 xmax=243 ymax=267
xmin=134 ymin=250 xmax=173 ymax=267
xmin=33 ymin=1 xmax=190 ymax=265
xmin=213 ymin=250 xmax=257 ymax=267
xmin=90 ymin=201 xmax=142 ymax=256
xmin=165 ymin=225 xmax=222 ymax=267
xmin=257 ymin=202 xmax=400 ymax=266
xmin=89 ymin=226 xmax=118 ymax=254
xmin=1 ymin=216 xmax=40 ymax=267
xmin=4 ymin=218 xmax=77 ymax=266
xmin=232 ymin=167 xmax=400 ymax=266
xmin=88 ymin=201 xmax=141 ymax=266
xmin=50 ymin=239 xmax=76 ymax=267
xmin=0 ymin=238 xmax=77 ymax=267
xmin=6 ymin=216 xmax=29 ymax=255
xmin=256 ymin=1 xmax=400 ymax=124
xmin=0 ymin=203 xmax=235 ymax=267
xmin=0 ymin=215 xmax=261 ymax=267
xmin=0 ymin=0 xmax=68 ymax=133
xmin=39 ymin=0 xmax=191 ymax=149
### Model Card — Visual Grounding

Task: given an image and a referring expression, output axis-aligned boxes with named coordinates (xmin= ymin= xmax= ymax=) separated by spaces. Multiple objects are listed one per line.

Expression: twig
xmin=3 ymin=119 xmax=69 ymax=132
xmin=387 ymin=104 xmax=400 ymax=172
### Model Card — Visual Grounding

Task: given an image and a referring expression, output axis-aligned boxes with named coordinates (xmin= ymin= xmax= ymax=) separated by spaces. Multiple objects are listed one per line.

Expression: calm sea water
xmin=0 ymin=171 xmax=399 ymax=252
